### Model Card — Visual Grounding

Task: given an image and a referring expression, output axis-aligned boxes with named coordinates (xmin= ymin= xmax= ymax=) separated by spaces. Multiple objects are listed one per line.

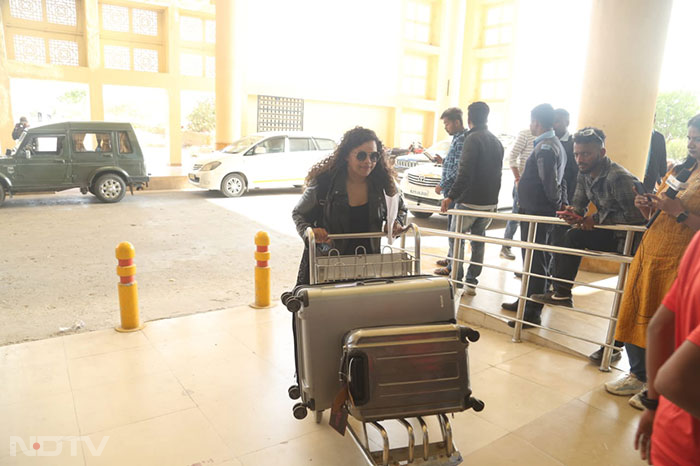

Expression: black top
xmin=346 ymin=203 xmax=371 ymax=254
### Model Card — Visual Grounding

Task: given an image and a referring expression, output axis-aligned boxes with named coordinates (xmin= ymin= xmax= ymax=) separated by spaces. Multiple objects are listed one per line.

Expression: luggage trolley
xmin=284 ymin=224 xmax=482 ymax=465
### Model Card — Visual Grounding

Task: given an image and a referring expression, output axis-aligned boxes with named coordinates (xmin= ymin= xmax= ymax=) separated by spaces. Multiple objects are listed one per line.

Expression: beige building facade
xmin=0 ymin=0 xmax=673 ymax=177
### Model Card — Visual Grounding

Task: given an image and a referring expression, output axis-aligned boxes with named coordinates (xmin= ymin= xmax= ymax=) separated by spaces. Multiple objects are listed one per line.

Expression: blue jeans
xmin=504 ymin=184 xmax=519 ymax=240
xmin=626 ymin=343 xmax=647 ymax=382
xmin=451 ymin=204 xmax=495 ymax=285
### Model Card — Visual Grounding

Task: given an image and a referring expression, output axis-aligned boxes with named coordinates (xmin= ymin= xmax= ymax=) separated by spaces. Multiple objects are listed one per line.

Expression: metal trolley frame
xmin=302 ymin=224 xmax=465 ymax=465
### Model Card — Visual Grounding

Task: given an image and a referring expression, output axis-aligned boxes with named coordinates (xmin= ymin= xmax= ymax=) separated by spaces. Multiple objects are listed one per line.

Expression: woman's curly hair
xmin=305 ymin=126 xmax=398 ymax=195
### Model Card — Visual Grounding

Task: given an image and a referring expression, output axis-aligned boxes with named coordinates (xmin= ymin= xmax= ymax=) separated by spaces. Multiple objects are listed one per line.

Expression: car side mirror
xmin=253 ymin=146 xmax=267 ymax=155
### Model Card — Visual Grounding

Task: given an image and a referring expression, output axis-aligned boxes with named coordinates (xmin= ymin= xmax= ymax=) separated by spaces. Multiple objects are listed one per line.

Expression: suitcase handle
xmin=355 ymin=278 xmax=395 ymax=286
xmin=347 ymin=353 xmax=370 ymax=406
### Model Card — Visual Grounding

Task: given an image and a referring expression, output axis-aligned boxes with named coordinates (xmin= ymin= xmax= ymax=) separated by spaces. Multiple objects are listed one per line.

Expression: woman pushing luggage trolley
xmin=284 ymin=126 xmax=483 ymax=465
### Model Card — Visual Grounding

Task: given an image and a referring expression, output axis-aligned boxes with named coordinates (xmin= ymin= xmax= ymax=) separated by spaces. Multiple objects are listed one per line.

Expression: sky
xmin=658 ymin=0 xmax=699 ymax=92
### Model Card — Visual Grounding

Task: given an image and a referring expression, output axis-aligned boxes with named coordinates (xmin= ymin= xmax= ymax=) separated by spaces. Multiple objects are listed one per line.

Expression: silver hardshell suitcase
xmin=341 ymin=323 xmax=483 ymax=422
xmin=285 ymin=276 xmax=454 ymax=419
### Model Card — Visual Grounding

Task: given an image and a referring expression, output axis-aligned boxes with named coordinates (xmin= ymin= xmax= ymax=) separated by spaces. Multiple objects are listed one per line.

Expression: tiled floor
xmin=1 ymin=302 xmax=647 ymax=465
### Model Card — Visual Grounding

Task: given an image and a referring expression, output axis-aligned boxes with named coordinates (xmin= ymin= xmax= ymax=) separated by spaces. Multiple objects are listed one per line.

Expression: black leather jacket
xmin=292 ymin=170 xmax=407 ymax=254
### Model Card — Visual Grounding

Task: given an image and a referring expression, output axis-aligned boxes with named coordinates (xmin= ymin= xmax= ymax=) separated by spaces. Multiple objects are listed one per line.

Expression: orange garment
xmin=615 ymin=165 xmax=700 ymax=347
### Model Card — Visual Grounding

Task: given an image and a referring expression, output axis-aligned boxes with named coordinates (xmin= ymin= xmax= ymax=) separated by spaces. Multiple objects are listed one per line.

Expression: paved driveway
xmin=0 ymin=188 xmax=454 ymax=345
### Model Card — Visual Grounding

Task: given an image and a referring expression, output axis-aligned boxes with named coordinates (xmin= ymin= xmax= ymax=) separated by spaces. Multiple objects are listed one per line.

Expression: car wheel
xmin=221 ymin=173 xmax=247 ymax=198
xmin=0 ymin=183 xmax=5 ymax=207
xmin=410 ymin=210 xmax=432 ymax=219
xmin=94 ymin=174 xmax=126 ymax=203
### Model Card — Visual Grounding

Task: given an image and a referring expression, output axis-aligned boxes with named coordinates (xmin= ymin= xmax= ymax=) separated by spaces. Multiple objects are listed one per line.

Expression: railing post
xmin=513 ymin=221 xmax=536 ymax=342
xmin=306 ymin=227 xmax=317 ymax=285
xmin=599 ymin=230 xmax=635 ymax=371
xmin=451 ymin=214 xmax=464 ymax=290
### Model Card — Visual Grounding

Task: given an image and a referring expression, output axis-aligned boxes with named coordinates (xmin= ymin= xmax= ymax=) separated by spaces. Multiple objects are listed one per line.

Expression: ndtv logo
xmin=9 ymin=436 xmax=110 ymax=457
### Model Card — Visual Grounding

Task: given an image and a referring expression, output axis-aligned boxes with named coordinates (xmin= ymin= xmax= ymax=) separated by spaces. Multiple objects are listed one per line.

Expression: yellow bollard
xmin=250 ymin=231 xmax=274 ymax=309
xmin=115 ymin=242 xmax=144 ymax=332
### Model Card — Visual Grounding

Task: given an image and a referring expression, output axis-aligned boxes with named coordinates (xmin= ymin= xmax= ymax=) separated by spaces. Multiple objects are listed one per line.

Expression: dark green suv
xmin=0 ymin=121 xmax=149 ymax=206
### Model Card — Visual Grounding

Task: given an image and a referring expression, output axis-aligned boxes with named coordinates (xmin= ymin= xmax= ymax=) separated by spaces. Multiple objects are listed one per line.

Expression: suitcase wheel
xmin=292 ymin=402 xmax=308 ymax=420
xmin=288 ymin=385 xmax=301 ymax=400
xmin=468 ymin=397 xmax=485 ymax=412
xmin=286 ymin=298 xmax=302 ymax=313
xmin=459 ymin=326 xmax=480 ymax=343
xmin=280 ymin=291 xmax=293 ymax=305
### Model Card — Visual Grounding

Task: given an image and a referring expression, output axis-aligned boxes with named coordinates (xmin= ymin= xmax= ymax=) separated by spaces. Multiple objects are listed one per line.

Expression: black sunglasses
xmin=355 ymin=151 xmax=380 ymax=162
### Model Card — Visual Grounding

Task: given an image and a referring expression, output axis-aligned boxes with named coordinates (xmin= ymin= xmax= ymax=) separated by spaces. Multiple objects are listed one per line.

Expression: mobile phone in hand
xmin=556 ymin=210 xmax=583 ymax=222
xmin=633 ymin=180 xmax=647 ymax=195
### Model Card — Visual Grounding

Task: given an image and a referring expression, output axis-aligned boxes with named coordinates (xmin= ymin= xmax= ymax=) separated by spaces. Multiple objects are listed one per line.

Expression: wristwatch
xmin=676 ymin=211 xmax=689 ymax=223
xmin=639 ymin=390 xmax=659 ymax=410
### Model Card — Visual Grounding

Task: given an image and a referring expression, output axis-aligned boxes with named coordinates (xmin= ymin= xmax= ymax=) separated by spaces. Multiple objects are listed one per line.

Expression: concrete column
xmin=577 ymin=0 xmax=673 ymax=177
xmin=168 ymin=87 xmax=182 ymax=166
xmin=458 ymin=0 xmax=481 ymax=106
xmin=166 ymin=6 xmax=181 ymax=166
xmin=0 ymin=7 xmax=14 ymax=153
xmin=215 ymin=0 xmax=244 ymax=149
xmin=83 ymin=0 xmax=104 ymax=121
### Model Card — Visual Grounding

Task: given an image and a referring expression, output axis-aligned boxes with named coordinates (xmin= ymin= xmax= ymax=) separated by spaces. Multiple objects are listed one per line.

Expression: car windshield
xmin=221 ymin=136 xmax=265 ymax=154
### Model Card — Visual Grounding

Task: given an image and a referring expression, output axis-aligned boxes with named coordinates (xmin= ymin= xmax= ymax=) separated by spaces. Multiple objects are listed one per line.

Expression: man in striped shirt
xmin=501 ymin=128 xmax=535 ymax=260
xmin=434 ymin=107 xmax=468 ymax=275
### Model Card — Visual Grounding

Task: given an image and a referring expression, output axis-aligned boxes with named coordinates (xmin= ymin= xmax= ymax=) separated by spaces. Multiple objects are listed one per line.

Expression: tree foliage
xmin=186 ymin=98 xmax=215 ymax=133
xmin=57 ymin=89 xmax=87 ymax=105
xmin=654 ymin=91 xmax=699 ymax=140
xmin=654 ymin=91 xmax=700 ymax=162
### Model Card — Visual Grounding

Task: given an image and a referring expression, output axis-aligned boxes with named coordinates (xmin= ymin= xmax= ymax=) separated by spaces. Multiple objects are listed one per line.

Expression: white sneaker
xmin=465 ymin=285 xmax=476 ymax=296
xmin=628 ymin=385 xmax=647 ymax=411
xmin=605 ymin=373 xmax=645 ymax=396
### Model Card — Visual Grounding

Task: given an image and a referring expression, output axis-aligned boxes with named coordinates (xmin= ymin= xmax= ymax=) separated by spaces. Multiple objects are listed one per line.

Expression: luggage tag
xmin=329 ymin=386 xmax=349 ymax=436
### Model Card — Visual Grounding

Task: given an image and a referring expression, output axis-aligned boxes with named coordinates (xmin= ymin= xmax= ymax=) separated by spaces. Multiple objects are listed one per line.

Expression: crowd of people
xmin=290 ymin=104 xmax=699 ymax=464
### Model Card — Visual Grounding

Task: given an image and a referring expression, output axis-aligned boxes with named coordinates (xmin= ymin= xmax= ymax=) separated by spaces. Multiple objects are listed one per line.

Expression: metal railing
xmin=405 ymin=204 xmax=646 ymax=371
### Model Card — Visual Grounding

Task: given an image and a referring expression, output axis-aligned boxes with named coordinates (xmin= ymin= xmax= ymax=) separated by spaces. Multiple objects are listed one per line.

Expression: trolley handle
xmin=304 ymin=224 xmax=420 ymax=248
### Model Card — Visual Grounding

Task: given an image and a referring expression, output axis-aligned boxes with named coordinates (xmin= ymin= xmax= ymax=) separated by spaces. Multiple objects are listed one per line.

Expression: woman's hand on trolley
xmin=311 ymin=227 xmax=331 ymax=244
xmin=385 ymin=220 xmax=409 ymax=238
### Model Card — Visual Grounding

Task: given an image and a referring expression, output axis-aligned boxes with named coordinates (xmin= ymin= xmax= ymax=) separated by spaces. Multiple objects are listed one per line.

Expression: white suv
xmin=188 ymin=132 xmax=336 ymax=197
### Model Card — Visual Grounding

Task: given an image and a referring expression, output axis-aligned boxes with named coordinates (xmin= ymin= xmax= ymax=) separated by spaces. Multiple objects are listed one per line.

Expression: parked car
xmin=399 ymin=134 xmax=515 ymax=218
xmin=393 ymin=139 xmax=451 ymax=179
xmin=0 ymin=121 xmax=149 ymax=206
xmin=188 ymin=132 xmax=337 ymax=197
